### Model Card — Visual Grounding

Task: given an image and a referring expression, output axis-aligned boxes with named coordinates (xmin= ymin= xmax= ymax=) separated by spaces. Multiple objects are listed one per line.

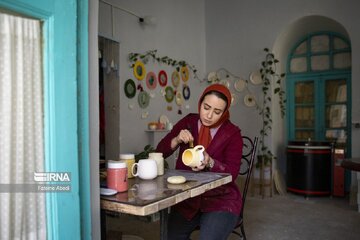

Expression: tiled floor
xmin=106 ymin=194 xmax=360 ymax=240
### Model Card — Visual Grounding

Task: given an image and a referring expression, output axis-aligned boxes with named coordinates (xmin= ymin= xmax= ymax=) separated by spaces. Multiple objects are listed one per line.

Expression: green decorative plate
xmin=164 ymin=86 xmax=175 ymax=103
xmin=124 ymin=79 xmax=136 ymax=99
xmin=138 ymin=91 xmax=150 ymax=108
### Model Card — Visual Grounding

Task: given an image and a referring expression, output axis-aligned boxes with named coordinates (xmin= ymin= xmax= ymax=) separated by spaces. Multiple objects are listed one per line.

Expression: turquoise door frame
xmin=0 ymin=0 xmax=91 ymax=239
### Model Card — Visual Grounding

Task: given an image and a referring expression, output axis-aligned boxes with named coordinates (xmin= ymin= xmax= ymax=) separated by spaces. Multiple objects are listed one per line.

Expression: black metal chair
xmin=231 ymin=136 xmax=258 ymax=240
xmin=191 ymin=136 xmax=258 ymax=240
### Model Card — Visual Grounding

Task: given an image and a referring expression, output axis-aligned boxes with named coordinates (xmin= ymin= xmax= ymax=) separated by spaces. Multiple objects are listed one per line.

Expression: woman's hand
xmin=171 ymin=129 xmax=194 ymax=149
xmin=191 ymin=151 xmax=213 ymax=171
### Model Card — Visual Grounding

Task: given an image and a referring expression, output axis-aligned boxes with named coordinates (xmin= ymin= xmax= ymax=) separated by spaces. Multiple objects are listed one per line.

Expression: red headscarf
xmin=198 ymin=84 xmax=232 ymax=148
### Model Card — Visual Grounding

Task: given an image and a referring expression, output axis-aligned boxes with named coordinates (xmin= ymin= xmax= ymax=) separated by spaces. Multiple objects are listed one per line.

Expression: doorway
xmin=98 ymin=36 xmax=120 ymax=161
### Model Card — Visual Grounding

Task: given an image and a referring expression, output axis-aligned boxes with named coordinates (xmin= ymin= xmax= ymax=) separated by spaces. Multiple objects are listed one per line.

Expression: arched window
xmin=286 ymin=32 xmax=351 ymax=152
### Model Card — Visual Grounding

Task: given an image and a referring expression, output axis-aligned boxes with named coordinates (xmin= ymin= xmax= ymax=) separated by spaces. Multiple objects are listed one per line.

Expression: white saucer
xmin=100 ymin=188 xmax=117 ymax=196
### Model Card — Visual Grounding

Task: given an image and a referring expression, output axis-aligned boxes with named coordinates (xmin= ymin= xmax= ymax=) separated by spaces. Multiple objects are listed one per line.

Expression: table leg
xmin=357 ymin=172 xmax=360 ymax=213
xmin=160 ymin=208 xmax=169 ymax=240
xmin=101 ymin=209 xmax=107 ymax=240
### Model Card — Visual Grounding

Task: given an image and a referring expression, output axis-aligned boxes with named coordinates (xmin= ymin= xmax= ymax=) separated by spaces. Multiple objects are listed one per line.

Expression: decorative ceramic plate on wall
xmin=138 ymin=91 xmax=150 ymax=108
xmin=159 ymin=114 xmax=169 ymax=125
xmin=158 ymin=70 xmax=168 ymax=87
xmin=171 ymin=70 xmax=180 ymax=87
xmin=175 ymin=91 xmax=183 ymax=106
xmin=244 ymin=94 xmax=256 ymax=107
xmin=234 ymin=79 xmax=246 ymax=92
xmin=146 ymin=71 xmax=157 ymax=90
xmin=164 ymin=86 xmax=175 ymax=103
xmin=124 ymin=79 xmax=136 ymax=99
xmin=249 ymin=71 xmax=262 ymax=85
xmin=180 ymin=66 xmax=189 ymax=82
xmin=220 ymin=79 xmax=231 ymax=88
xmin=182 ymin=84 xmax=191 ymax=100
xmin=207 ymin=71 xmax=218 ymax=83
xmin=231 ymin=93 xmax=238 ymax=106
xmin=133 ymin=61 xmax=146 ymax=80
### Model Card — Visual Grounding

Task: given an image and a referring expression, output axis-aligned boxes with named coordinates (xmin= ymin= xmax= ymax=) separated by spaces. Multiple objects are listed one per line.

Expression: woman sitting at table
xmin=156 ymin=84 xmax=243 ymax=240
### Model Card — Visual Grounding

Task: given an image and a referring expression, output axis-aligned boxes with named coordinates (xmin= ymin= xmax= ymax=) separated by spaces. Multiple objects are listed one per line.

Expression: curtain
xmin=0 ymin=12 xmax=46 ymax=240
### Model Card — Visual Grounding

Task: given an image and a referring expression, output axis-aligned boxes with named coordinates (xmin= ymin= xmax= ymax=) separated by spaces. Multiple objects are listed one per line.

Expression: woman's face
xmin=199 ymin=94 xmax=227 ymax=127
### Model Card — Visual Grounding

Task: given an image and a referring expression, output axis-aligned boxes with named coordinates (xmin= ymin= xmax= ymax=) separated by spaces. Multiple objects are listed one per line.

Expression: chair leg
xmin=240 ymin=223 xmax=246 ymax=240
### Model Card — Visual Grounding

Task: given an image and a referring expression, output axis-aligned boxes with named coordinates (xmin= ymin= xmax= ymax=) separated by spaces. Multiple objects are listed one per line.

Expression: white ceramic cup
xmin=132 ymin=159 xmax=157 ymax=180
xmin=182 ymin=145 xmax=205 ymax=168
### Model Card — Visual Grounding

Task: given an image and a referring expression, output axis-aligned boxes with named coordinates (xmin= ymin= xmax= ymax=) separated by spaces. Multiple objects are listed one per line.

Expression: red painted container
xmin=107 ymin=160 xmax=128 ymax=192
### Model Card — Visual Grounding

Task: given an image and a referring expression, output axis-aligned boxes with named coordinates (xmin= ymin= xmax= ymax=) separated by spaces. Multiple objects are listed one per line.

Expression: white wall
xmin=97 ymin=0 xmax=360 ymax=170
xmin=204 ymin=0 xmax=360 ymax=172
xmin=98 ymin=0 xmax=207 ymax=157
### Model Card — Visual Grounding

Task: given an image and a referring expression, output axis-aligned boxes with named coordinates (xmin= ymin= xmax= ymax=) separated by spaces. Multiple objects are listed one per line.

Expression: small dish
xmin=231 ymin=93 xmax=238 ymax=106
xmin=133 ymin=61 xmax=146 ymax=80
xmin=159 ymin=115 xmax=169 ymax=125
xmin=220 ymin=79 xmax=230 ymax=88
xmin=146 ymin=71 xmax=157 ymax=90
xmin=249 ymin=71 xmax=262 ymax=85
xmin=175 ymin=91 xmax=183 ymax=106
xmin=100 ymin=188 xmax=117 ymax=196
xmin=180 ymin=66 xmax=189 ymax=82
xmin=182 ymin=84 xmax=191 ymax=100
xmin=244 ymin=94 xmax=256 ymax=107
xmin=234 ymin=79 xmax=246 ymax=92
xmin=124 ymin=79 xmax=136 ymax=99
xmin=171 ymin=70 xmax=180 ymax=87
xmin=207 ymin=71 xmax=218 ymax=83
xmin=138 ymin=91 xmax=150 ymax=108
xmin=164 ymin=86 xmax=175 ymax=103
xmin=148 ymin=122 xmax=158 ymax=130
xmin=158 ymin=70 xmax=168 ymax=87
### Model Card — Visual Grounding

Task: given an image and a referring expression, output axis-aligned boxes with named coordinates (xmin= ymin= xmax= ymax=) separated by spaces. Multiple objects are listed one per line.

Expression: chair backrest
xmin=238 ymin=136 xmax=258 ymax=218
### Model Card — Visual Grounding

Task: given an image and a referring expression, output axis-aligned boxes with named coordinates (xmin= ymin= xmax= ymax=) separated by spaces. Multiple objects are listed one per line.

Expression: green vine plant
xmin=256 ymin=48 xmax=286 ymax=167
xmin=128 ymin=49 xmax=202 ymax=82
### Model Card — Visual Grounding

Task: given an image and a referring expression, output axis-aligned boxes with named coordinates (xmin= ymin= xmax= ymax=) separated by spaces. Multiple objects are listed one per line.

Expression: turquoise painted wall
xmin=0 ymin=0 xmax=90 ymax=239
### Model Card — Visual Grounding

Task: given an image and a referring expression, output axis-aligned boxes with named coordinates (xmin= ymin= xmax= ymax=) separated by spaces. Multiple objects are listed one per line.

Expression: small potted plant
xmin=256 ymin=48 xmax=286 ymax=165
xmin=253 ymin=48 xmax=286 ymax=197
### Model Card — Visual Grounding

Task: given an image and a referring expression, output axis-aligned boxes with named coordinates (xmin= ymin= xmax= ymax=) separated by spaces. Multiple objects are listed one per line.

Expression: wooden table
xmin=341 ymin=158 xmax=360 ymax=212
xmin=100 ymin=169 xmax=232 ymax=240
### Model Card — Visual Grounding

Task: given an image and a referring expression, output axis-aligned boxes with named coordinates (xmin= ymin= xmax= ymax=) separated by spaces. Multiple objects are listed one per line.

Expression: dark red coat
xmin=156 ymin=113 xmax=243 ymax=220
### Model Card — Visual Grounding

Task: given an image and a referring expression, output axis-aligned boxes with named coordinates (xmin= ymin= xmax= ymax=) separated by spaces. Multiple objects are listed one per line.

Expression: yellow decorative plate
xmin=133 ymin=61 xmax=146 ymax=80
xmin=180 ymin=66 xmax=189 ymax=82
